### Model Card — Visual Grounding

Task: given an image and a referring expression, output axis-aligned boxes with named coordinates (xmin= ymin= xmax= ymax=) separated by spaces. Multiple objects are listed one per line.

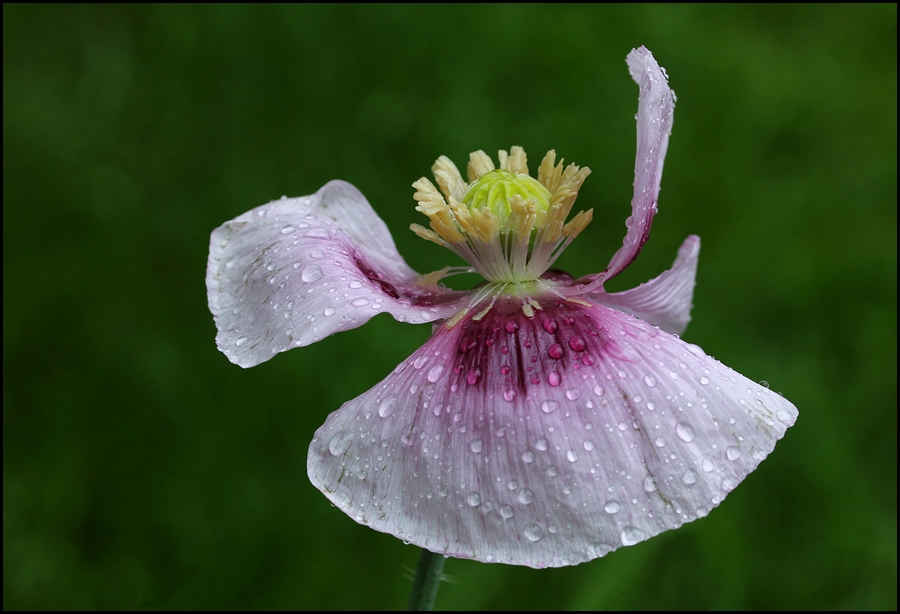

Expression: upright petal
xmin=308 ymin=298 xmax=797 ymax=568
xmin=595 ymin=47 xmax=676 ymax=287
xmin=590 ymin=235 xmax=699 ymax=336
xmin=207 ymin=180 xmax=467 ymax=368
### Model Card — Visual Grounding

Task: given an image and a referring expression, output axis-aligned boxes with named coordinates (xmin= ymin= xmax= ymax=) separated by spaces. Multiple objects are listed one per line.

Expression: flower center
xmin=410 ymin=147 xmax=593 ymax=287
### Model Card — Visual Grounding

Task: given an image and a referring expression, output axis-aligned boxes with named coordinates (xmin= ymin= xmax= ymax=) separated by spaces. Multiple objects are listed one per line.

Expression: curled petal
xmin=590 ymin=235 xmax=699 ymax=336
xmin=589 ymin=47 xmax=676 ymax=290
xmin=207 ymin=180 xmax=467 ymax=368
xmin=308 ymin=299 xmax=797 ymax=567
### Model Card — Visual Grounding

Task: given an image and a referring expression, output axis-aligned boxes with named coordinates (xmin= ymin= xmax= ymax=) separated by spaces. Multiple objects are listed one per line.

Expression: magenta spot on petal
xmin=569 ymin=336 xmax=587 ymax=352
xmin=542 ymin=318 xmax=558 ymax=334
xmin=505 ymin=322 xmax=519 ymax=333
xmin=548 ymin=344 xmax=564 ymax=359
xmin=466 ymin=368 xmax=482 ymax=385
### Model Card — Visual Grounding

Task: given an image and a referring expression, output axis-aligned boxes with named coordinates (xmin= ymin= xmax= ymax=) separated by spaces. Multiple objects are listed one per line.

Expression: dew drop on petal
xmin=427 ymin=365 xmax=444 ymax=383
xmin=304 ymin=228 xmax=328 ymax=238
xmin=566 ymin=388 xmax=581 ymax=401
xmin=548 ymin=344 xmax=564 ymax=359
xmin=604 ymin=500 xmax=620 ymax=514
xmin=621 ymin=526 xmax=645 ymax=546
xmin=776 ymin=409 xmax=795 ymax=425
xmin=643 ymin=375 xmax=657 ymax=387
xmin=588 ymin=542 xmax=611 ymax=558
xmin=503 ymin=388 xmax=517 ymax=402
xmin=566 ymin=450 xmax=578 ymax=463
xmin=683 ymin=469 xmax=698 ymax=485
xmin=517 ymin=488 xmax=534 ymax=504
xmin=466 ymin=368 xmax=482 ymax=385
xmin=541 ymin=401 xmax=559 ymax=414
xmin=351 ymin=297 xmax=370 ymax=307
xmin=524 ymin=523 xmax=543 ymax=542
xmin=700 ymin=376 xmax=710 ymax=386
xmin=466 ymin=492 xmax=481 ymax=507
xmin=675 ymin=422 xmax=695 ymax=442
xmin=505 ymin=322 xmax=519 ymax=333
xmin=548 ymin=372 xmax=561 ymax=387
xmin=500 ymin=505 xmax=515 ymax=519
xmin=470 ymin=440 xmax=483 ymax=453
xmin=328 ymin=431 xmax=354 ymax=456
xmin=726 ymin=446 xmax=742 ymax=461
xmin=324 ymin=307 xmax=336 ymax=316
xmin=281 ymin=224 xmax=296 ymax=234
xmin=643 ymin=476 xmax=658 ymax=492
xmin=302 ymin=265 xmax=323 ymax=282
xmin=542 ymin=319 xmax=558 ymax=334
xmin=348 ymin=280 xmax=363 ymax=289
xmin=235 ymin=336 xmax=248 ymax=347
xmin=569 ymin=336 xmax=586 ymax=352
xmin=535 ymin=439 xmax=549 ymax=451
xmin=654 ymin=436 xmax=666 ymax=448
xmin=583 ymin=440 xmax=595 ymax=451
xmin=521 ymin=450 xmax=535 ymax=463
xmin=702 ymin=458 xmax=715 ymax=472
xmin=721 ymin=476 xmax=737 ymax=491
xmin=378 ymin=396 xmax=397 ymax=418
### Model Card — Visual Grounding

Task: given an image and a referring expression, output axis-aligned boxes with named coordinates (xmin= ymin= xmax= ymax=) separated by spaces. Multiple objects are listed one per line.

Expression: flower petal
xmin=308 ymin=299 xmax=796 ymax=567
xmin=594 ymin=46 xmax=676 ymax=287
xmin=590 ymin=235 xmax=699 ymax=336
xmin=207 ymin=180 xmax=467 ymax=368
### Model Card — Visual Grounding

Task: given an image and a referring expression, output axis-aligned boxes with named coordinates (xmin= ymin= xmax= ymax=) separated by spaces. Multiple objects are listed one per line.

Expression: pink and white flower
xmin=206 ymin=47 xmax=797 ymax=568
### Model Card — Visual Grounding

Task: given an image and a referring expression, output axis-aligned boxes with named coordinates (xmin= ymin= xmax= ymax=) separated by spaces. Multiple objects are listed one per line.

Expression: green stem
xmin=407 ymin=548 xmax=445 ymax=611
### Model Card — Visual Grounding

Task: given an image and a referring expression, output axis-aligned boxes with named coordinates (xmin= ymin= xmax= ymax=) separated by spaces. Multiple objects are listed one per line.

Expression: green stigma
xmin=461 ymin=169 xmax=551 ymax=229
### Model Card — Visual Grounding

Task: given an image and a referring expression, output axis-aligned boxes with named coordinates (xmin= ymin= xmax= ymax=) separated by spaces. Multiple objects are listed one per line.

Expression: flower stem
xmin=407 ymin=548 xmax=445 ymax=611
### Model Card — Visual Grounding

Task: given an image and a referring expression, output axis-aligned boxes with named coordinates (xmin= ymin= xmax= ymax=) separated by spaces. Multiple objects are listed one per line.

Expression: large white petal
xmin=589 ymin=235 xmax=699 ymax=335
xmin=307 ymin=298 xmax=797 ymax=567
xmin=207 ymin=180 xmax=467 ymax=368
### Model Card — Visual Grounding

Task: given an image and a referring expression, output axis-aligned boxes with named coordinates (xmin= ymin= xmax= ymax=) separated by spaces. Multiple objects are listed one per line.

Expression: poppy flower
xmin=206 ymin=46 xmax=797 ymax=568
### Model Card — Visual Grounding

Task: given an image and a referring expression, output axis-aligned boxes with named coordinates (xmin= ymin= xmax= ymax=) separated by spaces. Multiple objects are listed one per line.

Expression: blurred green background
xmin=4 ymin=5 xmax=896 ymax=609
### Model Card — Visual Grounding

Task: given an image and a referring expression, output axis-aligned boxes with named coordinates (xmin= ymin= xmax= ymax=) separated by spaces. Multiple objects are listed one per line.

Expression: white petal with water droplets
xmin=307 ymin=299 xmax=796 ymax=568
xmin=207 ymin=180 xmax=467 ymax=368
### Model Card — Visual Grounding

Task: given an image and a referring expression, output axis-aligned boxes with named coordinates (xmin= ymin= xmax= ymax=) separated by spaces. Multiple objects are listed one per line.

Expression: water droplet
xmin=683 ymin=470 xmax=698 ymax=485
xmin=503 ymin=388 xmax=517 ymax=401
xmin=470 ymin=440 xmax=483 ymax=453
xmin=583 ymin=440 xmax=595 ymax=452
xmin=357 ymin=470 xmax=368 ymax=480
xmin=505 ymin=321 xmax=519 ymax=333
xmin=643 ymin=375 xmax=657 ymax=387
xmin=654 ymin=436 xmax=666 ymax=447
xmin=548 ymin=344 xmax=564 ymax=359
xmin=281 ymin=224 xmax=296 ymax=234
xmin=466 ymin=492 xmax=481 ymax=507
xmin=699 ymin=376 xmax=710 ymax=385
xmin=351 ymin=297 xmax=370 ymax=307
xmin=328 ymin=431 xmax=354 ymax=456
xmin=466 ymin=368 xmax=482 ymax=385
xmin=620 ymin=526 xmax=645 ymax=546
xmin=726 ymin=446 xmax=741 ymax=461
xmin=752 ymin=449 xmax=767 ymax=461
xmin=324 ymin=307 xmax=336 ymax=316
xmin=500 ymin=505 xmax=515 ymax=519
xmin=235 ymin=336 xmax=248 ymax=347
xmin=310 ymin=248 xmax=324 ymax=259
xmin=566 ymin=450 xmax=578 ymax=463
xmin=348 ymin=280 xmax=363 ymax=289
xmin=542 ymin=318 xmax=558 ymax=334
xmin=378 ymin=396 xmax=397 ymax=418
xmin=304 ymin=228 xmax=328 ymax=238
xmin=302 ymin=265 xmax=323 ymax=282
xmin=521 ymin=450 xmax=535 ymax=463
xmin=674 ymin=422 xmax=695 ymax=442
xmin=548 ymin=372 xmax=561 ymax=387
xmin=541 ymin=400 xmax=559 ymax=414
xmin=517 ymin=488 xmax=534 ymax=504
xmin=569 ymin=336 xmax=586 ymax=352
xmin=427 ymin=365 xmax=444 ymax=382
xmin=604 ymin=500 xmax=620 ymax=514
xmin=546 ymin=465 xmax=558 ymax=477
xmin=643 ymin=476 xmax=658 ymax=492
xmin=535 ymin=439 xmax=549 ymax=451
xmin=524 ymin=523 xmax=543 ymax=542
xmin=593 ymin=385 xmax=605 ymax=396
xmin=776 ymin=409 xmax=795 ymax=424
xmin=566 ymin=388 xmax=581 ymax=401
xmin=438 ymin=487 xmax=449 ymax=497
xmin=721 ymin=476 xmax=737 ymax=491
xmin=413 ymin=356 xmax=428 ymax=369
xmin=588 ymin=542 xmax=611 ymax=558
xmin=702 ymin=458 xmax=715 ymax=472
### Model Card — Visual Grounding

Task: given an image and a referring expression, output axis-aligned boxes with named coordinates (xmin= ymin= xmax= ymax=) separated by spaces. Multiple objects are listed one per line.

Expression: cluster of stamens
xmin=410 ymin=147 xmax=592 ymax=285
